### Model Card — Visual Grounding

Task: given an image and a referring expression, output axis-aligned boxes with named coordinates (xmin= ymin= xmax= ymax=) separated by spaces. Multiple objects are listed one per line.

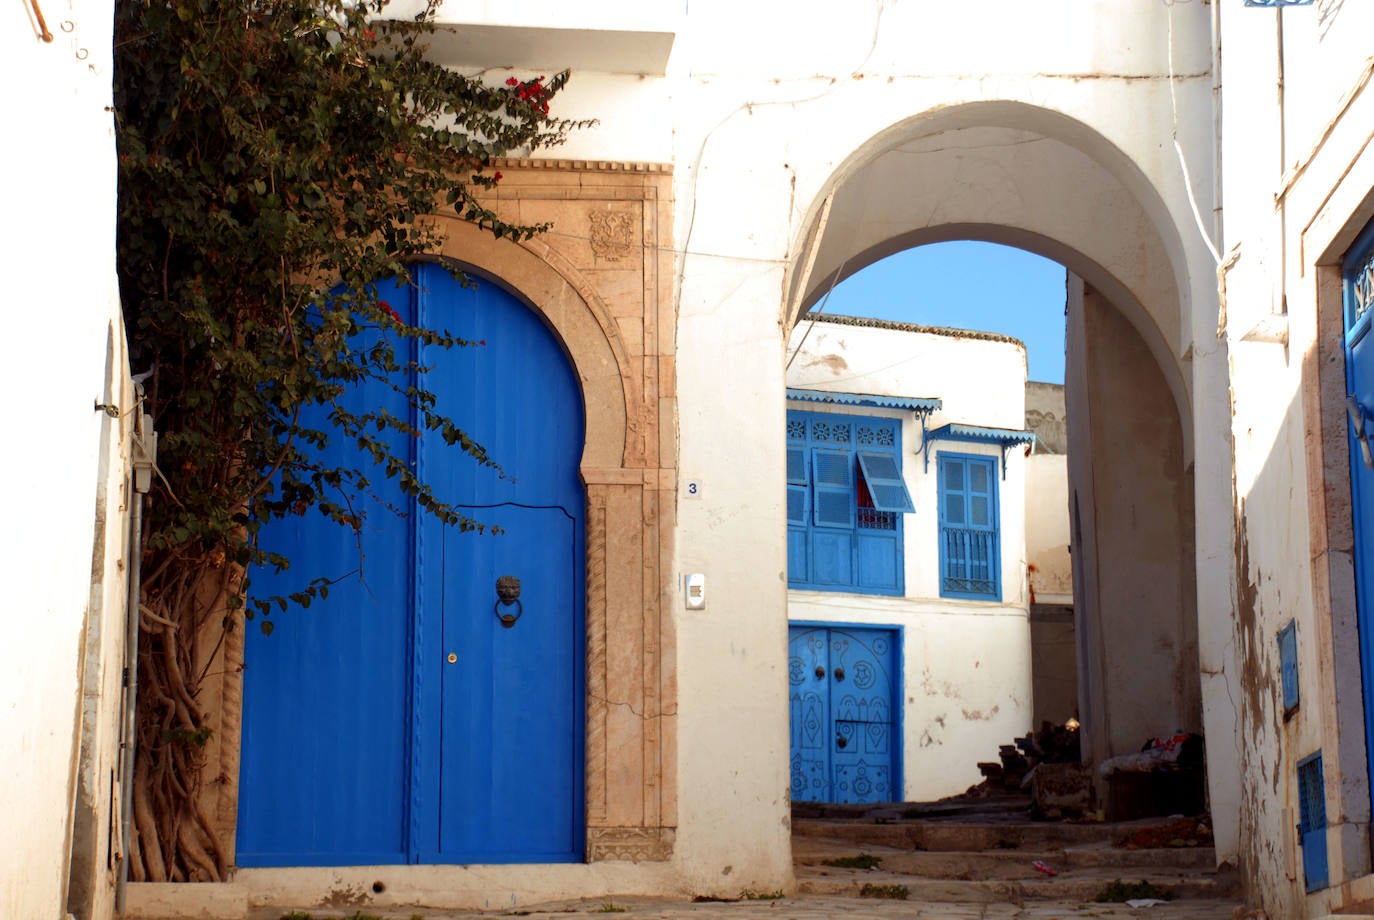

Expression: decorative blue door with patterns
xmin=1346 ymin=220 xmax=1374 ymax=819
xmin=237 ymin=263 xmax=585 ymax=866
xmin=788 ymin=625 xmax=898 ymax=804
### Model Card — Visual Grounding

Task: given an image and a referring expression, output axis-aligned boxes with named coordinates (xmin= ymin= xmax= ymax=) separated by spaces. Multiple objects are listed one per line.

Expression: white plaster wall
xmin=1216 ymin=0 xmax=1374 ymax=914
xmin=1067 ymin=283 xmax=1200 ymax=770
xmin=1026 ymin=455 xmax=1072 ymax=604
xmin=0 ymin=3 xmax=122 ymax=919
xmin=788 ymin=320 xmax=1028 ymax=431
xmin=537 ymin=0 xmax=1226 ymax=889
xmin=785 ymin=320 xmax=1033 ymax=801
xmin=67 ymin=347 xmax=135 ymax=920
xmin=139 ymin=0 xmax=1239 ymax=909
xmin=789 ymin=594 xmax=1032 ymax=802
xmin=449 ymin=0 xmax=1229 ymax=889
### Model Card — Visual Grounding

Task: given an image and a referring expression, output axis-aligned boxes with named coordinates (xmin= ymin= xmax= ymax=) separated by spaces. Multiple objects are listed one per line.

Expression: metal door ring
xmin=495 ymin=598 xmax=523 ymax=628
xmin=495 ymin=575 xmax=522 ymax=628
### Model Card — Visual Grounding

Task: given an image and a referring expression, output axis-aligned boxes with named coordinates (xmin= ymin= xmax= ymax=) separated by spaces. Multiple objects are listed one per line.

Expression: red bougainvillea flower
xmin=362 ymin=27 xmax=375 ymax=40
xmin=506 ymin=76 xmax=520 ymax=87
xmin=493 ymin=171 xmax=503 ymax=182
xmin=479 ymin=340 xmax=486 ymax=346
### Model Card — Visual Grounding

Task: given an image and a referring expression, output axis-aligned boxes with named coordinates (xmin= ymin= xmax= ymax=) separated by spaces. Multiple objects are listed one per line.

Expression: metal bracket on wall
xmin=917 ymin=422 xmax=1037 ymax=480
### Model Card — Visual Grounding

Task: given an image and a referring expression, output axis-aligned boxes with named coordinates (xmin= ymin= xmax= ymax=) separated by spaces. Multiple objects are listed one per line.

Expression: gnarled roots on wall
xmin=130 ymin=557 xmax=239 ymax=883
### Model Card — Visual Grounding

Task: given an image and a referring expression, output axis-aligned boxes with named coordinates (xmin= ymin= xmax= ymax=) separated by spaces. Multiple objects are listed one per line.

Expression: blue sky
xmin=816 ymin=241 xmax=1069 ymax=384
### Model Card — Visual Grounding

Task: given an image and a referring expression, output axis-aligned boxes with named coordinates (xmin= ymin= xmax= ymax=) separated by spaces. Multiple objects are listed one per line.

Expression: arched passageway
xmin=783 ymin=103 xmax=1206 ymax=814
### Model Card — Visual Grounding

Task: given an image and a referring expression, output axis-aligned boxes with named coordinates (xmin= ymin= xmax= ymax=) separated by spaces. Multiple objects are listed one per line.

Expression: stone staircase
xmin=792 ymin=795 xmax=1239 ymax=905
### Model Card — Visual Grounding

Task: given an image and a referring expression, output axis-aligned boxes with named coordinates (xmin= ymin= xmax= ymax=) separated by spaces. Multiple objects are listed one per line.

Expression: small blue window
xmin=938 ymin=453 xmax=1000 ymax=600
xmin=1278 ymin=620 xmax=1299 ymax=715
xmin=786 ymin=410 xmax=913 ymax=595
xmin=1297 ymin=752 xmax=1328 ymax=892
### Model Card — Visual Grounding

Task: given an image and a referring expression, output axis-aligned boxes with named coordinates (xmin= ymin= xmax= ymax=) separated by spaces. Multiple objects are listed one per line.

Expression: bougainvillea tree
xmin=114 ymin=0 xmax=585 ymax=881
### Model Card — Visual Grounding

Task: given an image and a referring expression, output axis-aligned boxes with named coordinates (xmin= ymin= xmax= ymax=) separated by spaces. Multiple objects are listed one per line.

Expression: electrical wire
xmin=1165 ymin=0 xmax=1224 ymax=267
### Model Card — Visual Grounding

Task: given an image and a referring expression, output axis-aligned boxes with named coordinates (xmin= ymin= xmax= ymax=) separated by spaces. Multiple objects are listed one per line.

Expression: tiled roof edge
xmin=802 ymin=312 xmax=1026 ymax=349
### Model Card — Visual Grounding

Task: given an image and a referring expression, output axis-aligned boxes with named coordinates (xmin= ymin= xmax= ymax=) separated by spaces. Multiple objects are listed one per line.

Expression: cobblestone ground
xmin=247 ymin=893 xmax=1241 ymax=920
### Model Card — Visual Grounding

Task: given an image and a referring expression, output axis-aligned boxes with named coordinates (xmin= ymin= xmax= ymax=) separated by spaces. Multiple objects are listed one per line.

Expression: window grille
xmin=857 ymin=508 xmax=897 ymax=531
xmin=1297 ymin=752 xmax=1328 ymax=892
xmin=1348 ymin=232 xmax=1374 ymax=330
xmin=1277 ymin=620 xmax=1299 ymax=714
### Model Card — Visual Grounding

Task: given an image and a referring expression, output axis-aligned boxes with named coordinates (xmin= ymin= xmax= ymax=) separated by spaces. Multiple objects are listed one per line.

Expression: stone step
xmin=795 ymin=842 xmax=1217 ymax=876
xmin=792 ymin=793 xmax=1031 ymax=822
xmin=796 ymin=864 xmax=1234 ymax=903
xmin=793 ymin=817 xmax=1124 ymax=851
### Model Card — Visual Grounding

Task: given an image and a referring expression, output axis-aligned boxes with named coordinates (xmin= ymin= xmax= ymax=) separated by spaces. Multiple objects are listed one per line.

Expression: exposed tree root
xmin=132 ymin=561 xmax=232 ymax=882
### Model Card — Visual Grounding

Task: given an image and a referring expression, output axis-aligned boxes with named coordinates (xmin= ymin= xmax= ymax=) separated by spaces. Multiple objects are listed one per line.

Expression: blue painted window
xmin=787 ymin=410 xmax=912 ymax=595
xmin=1297 ymin=752 xmax=1329 ymax=892
xmin=1278 ymin=620 xmax=1299 ymax=715
xmin=938 ymin=453 xmax=1000 ymax=600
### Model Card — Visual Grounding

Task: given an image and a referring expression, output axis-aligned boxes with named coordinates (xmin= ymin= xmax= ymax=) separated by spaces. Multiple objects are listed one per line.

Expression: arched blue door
xmin=237 ymin=263 xmax=586 ymax=866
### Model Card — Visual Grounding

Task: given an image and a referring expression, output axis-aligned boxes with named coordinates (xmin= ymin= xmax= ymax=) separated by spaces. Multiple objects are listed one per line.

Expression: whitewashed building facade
xmin=785 ymin=314 xmax=1037 ymax=804
xmin=20 ymin=1 xmax=1374 ymax=918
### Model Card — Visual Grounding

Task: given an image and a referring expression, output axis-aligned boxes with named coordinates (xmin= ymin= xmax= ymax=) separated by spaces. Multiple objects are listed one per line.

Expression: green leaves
xmin=115 ymin=0 xmax=589 ymax=621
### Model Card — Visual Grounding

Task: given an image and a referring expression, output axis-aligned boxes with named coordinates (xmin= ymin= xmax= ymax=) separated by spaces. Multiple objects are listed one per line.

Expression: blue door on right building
xmin=1346 ymin=220 xmax=1374 ymax=817
xmin=788 ymin=625 xmax=899 ymax=804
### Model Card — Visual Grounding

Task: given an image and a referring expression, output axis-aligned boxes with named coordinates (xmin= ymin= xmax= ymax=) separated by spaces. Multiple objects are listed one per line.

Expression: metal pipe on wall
xmin=115 ymin=410 xmax=155 ymax=915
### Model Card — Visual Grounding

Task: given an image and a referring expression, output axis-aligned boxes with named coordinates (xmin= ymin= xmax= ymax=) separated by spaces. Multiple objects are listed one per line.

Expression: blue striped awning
xmin=928 ymin=423 xmax=1035 ymax=447
xmin=921 ymin=423 xmax=1036 ymax=479
xmin=785 ymin=388 xmax=941 ymax=413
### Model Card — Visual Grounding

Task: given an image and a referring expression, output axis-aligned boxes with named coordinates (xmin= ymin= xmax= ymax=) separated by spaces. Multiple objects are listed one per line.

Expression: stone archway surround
xmin=196 ymin=159 xmax=678 ymax=869
xmin=435 ymin=160 xmax=679 ymax=861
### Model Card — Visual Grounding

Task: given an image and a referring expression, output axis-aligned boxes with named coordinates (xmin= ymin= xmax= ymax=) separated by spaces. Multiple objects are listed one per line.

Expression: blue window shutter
xmin=857 ymin=451 xmax=915 ymax=513
xmin=1298 ymin=753 xmax=1328 ymax=891
xmin=786 ymin=408 xmax=903 ymax=596
xmin=1278 ymin=620 xmax=1299 ymax=713
xmin=786 ymin=446 xmax=808 ymax=526
xmin=938 ymin=454 xmax=999 ymax=600
xmin=812 ymin=448 xmax=856 ymax=529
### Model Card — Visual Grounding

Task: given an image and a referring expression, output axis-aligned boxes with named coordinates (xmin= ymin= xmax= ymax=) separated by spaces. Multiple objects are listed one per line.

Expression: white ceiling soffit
xmin=377 ymin=2 xmax=680 ymax=76
xmin=421 ymin=24 xmax=676 ymax=76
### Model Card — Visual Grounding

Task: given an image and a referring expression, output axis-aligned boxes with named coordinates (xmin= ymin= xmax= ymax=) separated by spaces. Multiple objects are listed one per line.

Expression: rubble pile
xmin=969 ymin=720 xmax=1082 ymax=793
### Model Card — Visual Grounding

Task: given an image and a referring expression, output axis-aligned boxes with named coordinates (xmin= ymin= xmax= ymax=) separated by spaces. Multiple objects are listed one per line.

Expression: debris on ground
xmin=1116 ymin=817 xmax=1213 ymax=849
xmin=1100 ymin=733 xmax=1207 ymax=820
xmin=962 ymin=720 xmax=1083 ymax=798
xmin=1093 ymin=879 xmax=1177 ymax=902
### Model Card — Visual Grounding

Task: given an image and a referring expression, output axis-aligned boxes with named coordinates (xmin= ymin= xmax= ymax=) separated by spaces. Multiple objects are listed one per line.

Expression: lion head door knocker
xmin=494 ymin=575 xmax=523 ymax=628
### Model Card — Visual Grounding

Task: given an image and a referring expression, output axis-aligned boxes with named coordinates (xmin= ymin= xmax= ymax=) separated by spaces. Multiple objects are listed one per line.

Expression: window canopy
xmin=920 ymin=423 xmax=1036 ymax=479
xmin=786 ymin=388 xmax=941 ymax=416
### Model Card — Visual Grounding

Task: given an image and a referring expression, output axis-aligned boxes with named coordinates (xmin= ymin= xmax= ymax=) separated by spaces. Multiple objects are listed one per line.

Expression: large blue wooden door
xmin=788 ymin=625 xmax=898 ymax=804
xmin=238 ymin=263 xmax=585 ymax=866
xmin=1345 ymin=222 xmax=1374 ymax=814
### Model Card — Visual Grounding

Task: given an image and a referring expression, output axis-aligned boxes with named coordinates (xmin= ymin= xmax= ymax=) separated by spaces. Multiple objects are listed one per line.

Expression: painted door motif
xmin=1345 ymin=222 xmax=1374 ymax=812
xmin=237 ymin=263 xmax=585 ymax=866
xmin=788 ymin=626 xmax=897 ymax=804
